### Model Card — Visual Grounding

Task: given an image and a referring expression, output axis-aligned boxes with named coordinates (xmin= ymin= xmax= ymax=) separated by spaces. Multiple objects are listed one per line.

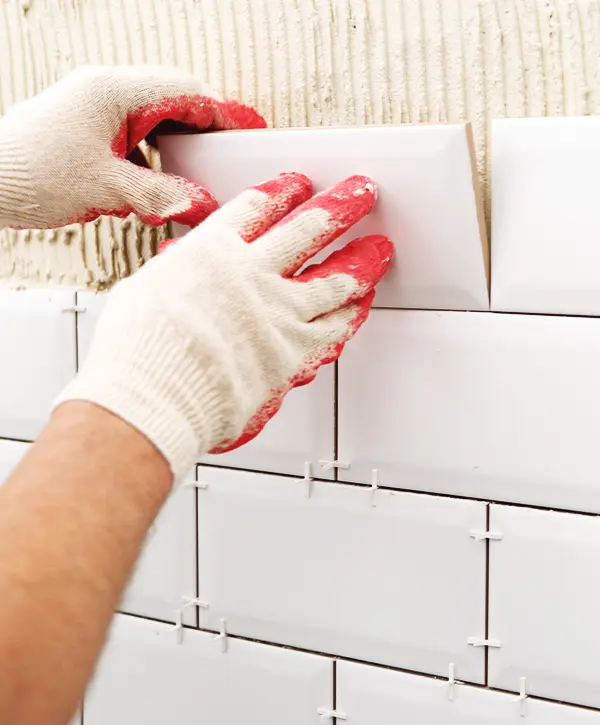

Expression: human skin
xmin=0 ymin=401 xmax=172 ymax=725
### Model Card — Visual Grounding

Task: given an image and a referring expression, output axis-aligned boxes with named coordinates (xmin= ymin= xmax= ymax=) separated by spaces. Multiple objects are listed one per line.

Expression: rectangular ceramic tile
xmin=337 ymin=660 xmax=600 ymax=724
xmin=489 ymin=505 xmax=600 ymax=709
xmin=203 ymin=365 xmax=334 ymax=477
xmin=76 ymin=290 xmax=108 ymax=366
xmin=492 ymin=117 xmax=600 ymax=315
xmin=77 ymin=292 xmax=334 ymax=477
xmin=196 ymin=468 xmax=486 ymax=682
xmin=119 ymin=476 xmax=196 ymax=625
xmin=0 ymin=289 xmax=77 ymax=440
xmin=85 ymin=613 xmax=332 ymax=725
xmin=339 ymin=309 xmax=600 ymax=512
xmin=159 ymin=125 xmax=489 ymax=311
xmin=0 ymin=439 xmax=29 ymax=485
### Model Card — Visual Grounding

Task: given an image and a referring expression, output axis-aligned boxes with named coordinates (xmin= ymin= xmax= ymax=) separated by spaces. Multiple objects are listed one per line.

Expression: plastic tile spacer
xmin=182 ymin=597 xmax=208 ymax=611
xmin=368 ymin=469 xmax=379 ymax=507
xmin=169 ymin=609 xmax=185 ymax=645
xmin=303 ymin=461 xmax=314 ymax=499
xmin=183 ymin=480 xmax=209 ymax=490
xmin=319 ymin=460 xmax=350 ymax=472
xmin=212 ymin=618 xmax=228 ymax=654
xmin=467 ymin=636 xmax=501 ymax=648
xmin=317 ymin=708 xmax=348 ymax=722
xmin=441 ymin=662 xmax=457 ymax=701
xmin=61 ymin=305 xmax=87 ymax=313
xmin=514 ymin=677 xmax=528 ymax=717
xmin=469 ymin=530 xmax=504 ymax=542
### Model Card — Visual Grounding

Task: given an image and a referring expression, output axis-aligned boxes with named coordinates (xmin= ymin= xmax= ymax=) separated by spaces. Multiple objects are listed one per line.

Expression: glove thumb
xmin=106 ymin=159 xmax=218 ymax=227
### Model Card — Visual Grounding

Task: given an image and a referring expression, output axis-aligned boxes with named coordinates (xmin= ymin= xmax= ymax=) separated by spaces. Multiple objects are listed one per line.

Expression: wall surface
xmin=1 ymin=0 xmax=600 ymax=286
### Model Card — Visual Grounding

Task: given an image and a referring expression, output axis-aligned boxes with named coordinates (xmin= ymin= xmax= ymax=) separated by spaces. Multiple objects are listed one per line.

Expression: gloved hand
xmin=54 ymin=172 xmax=393 ymax=480
xmin=0 ymin=65 xmax=265 ymax=230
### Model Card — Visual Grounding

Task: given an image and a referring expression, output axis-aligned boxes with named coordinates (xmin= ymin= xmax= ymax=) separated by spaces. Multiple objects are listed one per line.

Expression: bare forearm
xmin=0 ymin=401 xmax=172 ymax=725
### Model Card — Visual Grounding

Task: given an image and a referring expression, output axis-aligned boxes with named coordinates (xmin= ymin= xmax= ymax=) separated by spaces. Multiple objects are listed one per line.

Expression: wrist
xmin=50 ymin=400 xmax=173 ymax=498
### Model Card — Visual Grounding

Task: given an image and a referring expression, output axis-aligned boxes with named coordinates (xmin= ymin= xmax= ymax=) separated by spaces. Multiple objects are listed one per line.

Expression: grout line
xmin=332 ymin=658 xmax=337 ymax=715
xmin=0 ymin=435 xmax=32 ymax=445
xmin=484 ymin=503 xmax=490 ymax=686
xmin=196 ymin=462 xmax=600 ymax=518
xmin=334 ymin=361 xmax=339 ymax=483
xmin=114 ymin=611 xmax=600 ymax=714
xmin=74 ymin=291 xmax=80 ymax=373
xmin=195 ymin=461 xmax=332 ymax=484
xmin=372 ymin=306 xmax=600 ymax=321
xmin=194 ymin=468 xmax=200 ymax=629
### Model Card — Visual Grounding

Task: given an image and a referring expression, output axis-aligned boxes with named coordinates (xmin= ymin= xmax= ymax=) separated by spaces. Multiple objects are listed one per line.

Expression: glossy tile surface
xmin=492 ymin=117 xmax=600 ymax=315
xmin=339 ymin=309 xmax=600 ymax=513
xmin=197 ymin=468 xmax=486 ymax=682
xmin=85 ymin=614 xmax=333 ymax=725
xmin=160 ymin=125 xmax=489 ymax=311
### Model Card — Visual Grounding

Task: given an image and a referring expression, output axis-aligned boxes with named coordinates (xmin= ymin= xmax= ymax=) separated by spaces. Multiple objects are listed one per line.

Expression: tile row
xmin=4 ymin=291 xmax=600 ymax=513
xmin=161 ymin=117 xmax=600 ymax=317
xmin=4 ymin=450 xmax=600 ymax=711
xmin=84 ymin=613 xmax=600 ymax=724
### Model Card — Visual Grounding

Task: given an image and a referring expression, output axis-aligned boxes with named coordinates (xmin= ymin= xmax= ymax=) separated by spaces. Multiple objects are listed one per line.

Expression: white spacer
xmin=304 ymin=461 xmax=314 ymax=498
xmin=169 ymin=609 xmax=185 ymax=645
xmin=369 ymin=469 xmax=379 ymax=507
xmin=443 ymin=662 xmax=457 ymax=701
xmin=212 ymin=618 xmax=228 ymax=654
xmin=469 ymin=530 xmax=504 ymax=542
xmin=61 ymin=305 xmax=87 ymax=313
xmin=319 ymin=460 xmax=350 ymax=472
xmin=515 ymin=676 xmax=527 ymax=717
xmin=182 ymin=597 xmax=209 ymax=611
xmin=317 ymin=708 xmax=348 ymax=721
xmin=183 ymin=480 xmax=209 ymax=489
xmin=467 ymin=636 xmax=501 ymax=648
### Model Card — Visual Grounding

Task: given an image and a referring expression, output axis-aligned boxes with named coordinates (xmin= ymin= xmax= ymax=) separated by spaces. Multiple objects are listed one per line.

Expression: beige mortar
xmin=1 ymin=0 xmax=599 ymax=287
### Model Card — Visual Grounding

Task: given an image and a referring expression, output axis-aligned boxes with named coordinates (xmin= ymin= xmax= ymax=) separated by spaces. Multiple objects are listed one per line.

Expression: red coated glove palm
xmin=0 ymin=65 xmax=265 ymax=230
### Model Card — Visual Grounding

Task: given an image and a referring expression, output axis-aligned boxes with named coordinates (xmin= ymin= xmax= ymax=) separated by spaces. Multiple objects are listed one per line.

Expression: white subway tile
xmin=85 ymin=614 xmax=332 ymax=725
xmin=0 ymin=289 xmax=76 ymax=440
xmin=339 ymin=309 xmax=600 ymax=513
xmin=337 ymin=660 xmax=600 ymax=723
xmin=160 ymin=124 xmax=489 ymax=312
xmin=196 ymin=468 xmax=486 ymax=682
xmin=489 ymin=505 xmax=600 ymax=709
xmin=492 ymin=117 xmax=600 ymax=316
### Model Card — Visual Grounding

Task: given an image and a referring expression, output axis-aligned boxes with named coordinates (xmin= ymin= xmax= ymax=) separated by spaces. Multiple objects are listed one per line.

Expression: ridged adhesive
xmin=1 ymin=0 xmax=599 ymax=287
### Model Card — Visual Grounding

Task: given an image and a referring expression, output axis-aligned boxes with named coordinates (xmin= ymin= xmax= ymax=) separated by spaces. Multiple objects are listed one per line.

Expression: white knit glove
xmin=54 ymin=173 xmax=393 ymax=480
xmin=0 ymin=65 xmax=264 ymax=230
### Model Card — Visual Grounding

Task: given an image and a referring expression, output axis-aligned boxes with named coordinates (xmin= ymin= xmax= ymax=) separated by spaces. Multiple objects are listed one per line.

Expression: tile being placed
xmin=0 ymin=439 xmax=29 ymax=485
xmin=203 ymin=364 xmax=335 ymax=478
xmin=492 ymin=117 xmax=600 ymax=315
xmin=159 ymin=124 xmax=489 ymax=311
xmin=339 ymin=309 xmax=600 ymax=513
xmin=489 ymin=505 xmax=600 ymax=709
xmin=337 ymin=660 xmax=600 ymax=724
xmin=77 ymin=291 xmax=334 ymax=478
xmin=85 ymin=613 xmax=333 ymax=725
xmin=0 ymin=289 xmax=77 ymax=440
xmin=196 ymin=467 xmax=487 ymax=682
xmin=119 ymin=474 xmax=197 ymax=625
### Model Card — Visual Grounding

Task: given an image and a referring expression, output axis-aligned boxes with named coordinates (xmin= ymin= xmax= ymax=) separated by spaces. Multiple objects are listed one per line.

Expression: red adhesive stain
xmin=110 ymin=95 xmax=266 ymax=158
xmin=211 ymin=287 xmax=382 ymax=455
xmin=269 ymin=174 xmax=378 ymax=276
xmin=297 ymin=234 xmax=393 ymax=312
xmin=237 ymin=173 xmax=312 ymax=242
